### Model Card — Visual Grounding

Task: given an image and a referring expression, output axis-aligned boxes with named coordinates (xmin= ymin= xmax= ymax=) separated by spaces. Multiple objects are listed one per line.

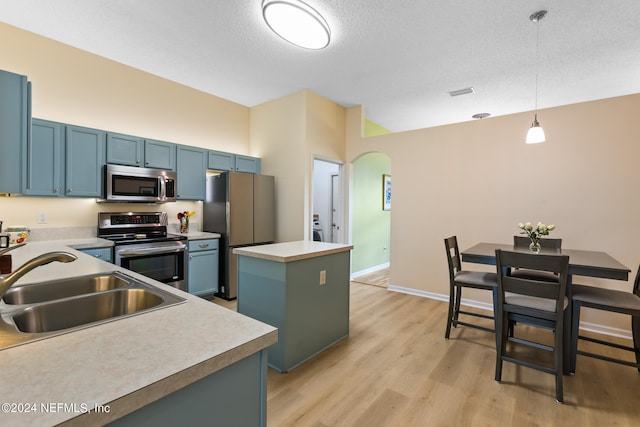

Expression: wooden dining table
xmin=460 ymin=242 xmax=631 ymax=373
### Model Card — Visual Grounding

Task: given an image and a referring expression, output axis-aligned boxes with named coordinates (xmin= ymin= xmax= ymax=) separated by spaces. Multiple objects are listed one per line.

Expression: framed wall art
xmin=382 ymin=174 xmax=391 ymax=211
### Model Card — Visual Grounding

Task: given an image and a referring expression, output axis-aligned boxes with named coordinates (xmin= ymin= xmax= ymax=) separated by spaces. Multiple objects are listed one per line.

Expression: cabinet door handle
xmin=67 ymin=188 xmax=72 ymax=193
xmin=199 ymin=244 xmax=210 ymax=249
xmin=94 ymin=254 xmax=103 ymax=258
xmin=54 ymin=187 xmax=59 ymax=193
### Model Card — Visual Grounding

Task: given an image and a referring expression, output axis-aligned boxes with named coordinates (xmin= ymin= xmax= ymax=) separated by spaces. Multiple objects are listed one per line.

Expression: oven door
xmin=115 ymin=242 xmax=188 ymax=292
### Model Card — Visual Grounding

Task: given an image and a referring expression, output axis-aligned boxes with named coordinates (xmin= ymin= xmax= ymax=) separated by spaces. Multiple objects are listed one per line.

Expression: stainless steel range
xmin=98 ymin=212 xmax=188 ymax=292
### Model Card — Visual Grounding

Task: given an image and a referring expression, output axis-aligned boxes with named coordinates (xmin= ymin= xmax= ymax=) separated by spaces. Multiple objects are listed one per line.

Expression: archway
xmin=350 ymin=151 xmax=391 ymax=287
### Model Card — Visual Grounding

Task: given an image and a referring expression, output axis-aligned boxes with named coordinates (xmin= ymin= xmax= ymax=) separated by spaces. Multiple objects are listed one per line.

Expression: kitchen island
xmin=0 ymin=240 xmax=277 ymax=426
xmin=234 ymin=241 xmax=353 ymax=373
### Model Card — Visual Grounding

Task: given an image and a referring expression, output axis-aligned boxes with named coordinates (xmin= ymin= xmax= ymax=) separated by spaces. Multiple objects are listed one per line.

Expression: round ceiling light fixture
xmin=262 ymin=0 xmax=331 ymax=49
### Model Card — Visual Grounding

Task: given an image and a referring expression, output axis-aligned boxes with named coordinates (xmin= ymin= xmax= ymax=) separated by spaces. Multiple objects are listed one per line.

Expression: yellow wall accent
xmin=364 ymin=119 xmax=392 ymax=137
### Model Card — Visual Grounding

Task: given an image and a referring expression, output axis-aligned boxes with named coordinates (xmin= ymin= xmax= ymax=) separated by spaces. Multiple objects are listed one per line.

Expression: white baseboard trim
xmin=351 ymin=262 xmax=390 ymax=280
xmin=387 ymin=285 xmax=632 ymax=340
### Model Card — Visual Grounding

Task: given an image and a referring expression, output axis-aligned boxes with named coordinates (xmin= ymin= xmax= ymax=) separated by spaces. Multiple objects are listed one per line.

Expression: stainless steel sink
xmin=3 ymin=274 xmax=129 ymax=304
xmin=0 ymin=271 xmax=185 ymax=350
xmin=13 ymin=288 xmax=165 ymax=333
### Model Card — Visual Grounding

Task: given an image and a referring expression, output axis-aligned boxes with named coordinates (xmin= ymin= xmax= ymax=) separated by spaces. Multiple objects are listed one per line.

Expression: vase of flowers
xmin=518 ymin=222 xmax=556 ymax=253
xmin=178 ymin=211 xmax=195 ymax=233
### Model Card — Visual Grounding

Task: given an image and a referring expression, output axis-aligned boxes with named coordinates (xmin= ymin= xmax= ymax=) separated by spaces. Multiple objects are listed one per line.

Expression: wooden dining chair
xmin=444 ymin=236 xmax=498 ymax=339
xmin=495 ymin=249 xmax=570 ymax=403
xmin=569 ymin=265 xmax=640 ymax=373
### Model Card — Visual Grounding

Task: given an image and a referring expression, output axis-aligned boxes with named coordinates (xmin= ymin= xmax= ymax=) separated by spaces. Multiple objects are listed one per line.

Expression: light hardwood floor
xmin=215 ymin=282 xmax=640 ymax=426
xmin=351 ymin=267 xmax=390 ymax=288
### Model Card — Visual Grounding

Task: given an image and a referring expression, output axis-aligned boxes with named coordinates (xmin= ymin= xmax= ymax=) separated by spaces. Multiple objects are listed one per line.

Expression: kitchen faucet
xmin=0 ymin=246 xmax=77 ymax=298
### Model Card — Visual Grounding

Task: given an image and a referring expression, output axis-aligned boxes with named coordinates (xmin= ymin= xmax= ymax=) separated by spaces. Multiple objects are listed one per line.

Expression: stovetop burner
xmin=98 ymin=211 xmax=187 ymax=245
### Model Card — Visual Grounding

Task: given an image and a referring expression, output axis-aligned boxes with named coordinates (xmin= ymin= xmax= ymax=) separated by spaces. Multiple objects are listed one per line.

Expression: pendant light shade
xmin=526 ymin=114 xmax=546 ymax=144
xmin=526 ymin=10 xmax=547 ymax=144
xmin=262 ymin=0 xmax=331 ymax=50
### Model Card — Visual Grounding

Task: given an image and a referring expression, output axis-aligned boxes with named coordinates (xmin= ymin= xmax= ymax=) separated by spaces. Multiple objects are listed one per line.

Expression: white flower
xmin=518 ymin=221 xmax=556 ymax=239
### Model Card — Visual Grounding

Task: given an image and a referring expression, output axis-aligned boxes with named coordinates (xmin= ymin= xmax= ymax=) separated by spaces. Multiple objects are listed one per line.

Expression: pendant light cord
xmin=534 ymin=18 xmax=540 ymax=114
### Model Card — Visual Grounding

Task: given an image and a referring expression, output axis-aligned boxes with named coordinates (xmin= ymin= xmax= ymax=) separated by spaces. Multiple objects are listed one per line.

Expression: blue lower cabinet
xmin=188 ymin=239 xmax=219 ymax=298
xmin=107 ymin=350 xmax=268 ymax=427
xmin=78 ymin=247 xmax=113 ymax=263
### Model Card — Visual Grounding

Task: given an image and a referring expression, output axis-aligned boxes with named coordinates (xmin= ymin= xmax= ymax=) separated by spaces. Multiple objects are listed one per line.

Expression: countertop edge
xmin=233 ymin=241 xmax=353 ymax=263
xmin=60 ymin=331 xmax=278 ymax=426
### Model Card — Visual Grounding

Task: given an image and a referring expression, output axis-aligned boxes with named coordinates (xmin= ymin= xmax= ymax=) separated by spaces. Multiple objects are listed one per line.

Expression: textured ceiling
xmin=2 ymin=0 xmax=640 ymax=132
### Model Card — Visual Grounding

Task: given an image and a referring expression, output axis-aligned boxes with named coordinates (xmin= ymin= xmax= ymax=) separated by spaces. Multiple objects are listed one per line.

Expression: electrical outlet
xmin=37 ymin=212 xmax=48 ymax=224
xmin=319 ymin=270 xmax=326 ymax=285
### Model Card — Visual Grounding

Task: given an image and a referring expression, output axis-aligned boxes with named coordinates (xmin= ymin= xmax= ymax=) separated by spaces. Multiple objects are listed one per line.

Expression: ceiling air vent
xmin=448 ymin=87 xmax=475 ymax=97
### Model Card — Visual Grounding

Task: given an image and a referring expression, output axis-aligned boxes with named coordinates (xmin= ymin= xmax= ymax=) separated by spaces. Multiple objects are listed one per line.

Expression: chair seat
xmin=505 ymin=293 xmax=568 ymax=312
xmin=454 ymin=271 xmax=498 ymax=289
xmin=509 ymin=269 xmax=559 ymax=282
xmin=572 ymin=284 xmax=640 ymax=314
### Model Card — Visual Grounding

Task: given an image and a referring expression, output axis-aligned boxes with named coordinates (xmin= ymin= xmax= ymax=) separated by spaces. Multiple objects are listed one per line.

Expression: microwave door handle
xmin=159 ymin=177 xmax=167 ymax=201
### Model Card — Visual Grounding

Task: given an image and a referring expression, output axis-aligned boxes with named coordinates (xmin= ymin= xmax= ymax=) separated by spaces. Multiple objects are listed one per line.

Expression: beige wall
xmin=346 ymin=95 xmax=640 ymax=334
xmin=250 ymin=90 xmax=346 ymax=242
xmin=0 ymin=23 xmax=250 ymax=230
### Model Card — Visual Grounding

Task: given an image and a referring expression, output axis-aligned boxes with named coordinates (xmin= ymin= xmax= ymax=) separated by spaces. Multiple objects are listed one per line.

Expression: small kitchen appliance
xmin=104 ymin=164 xmax=176 ymax=203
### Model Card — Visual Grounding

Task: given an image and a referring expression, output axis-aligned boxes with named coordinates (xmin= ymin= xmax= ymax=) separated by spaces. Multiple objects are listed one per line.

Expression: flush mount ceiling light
xmin=448 ymin=87 xmax=475 ymax=97
xmin=262 ymin=0 xmax=331 ymax=49
xmin=525 ymin=10 xmax=547 ymax=144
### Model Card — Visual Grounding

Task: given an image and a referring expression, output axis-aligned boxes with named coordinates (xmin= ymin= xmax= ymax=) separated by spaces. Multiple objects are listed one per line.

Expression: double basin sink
xmin=0 ymin=271 xmax=185 ymax=350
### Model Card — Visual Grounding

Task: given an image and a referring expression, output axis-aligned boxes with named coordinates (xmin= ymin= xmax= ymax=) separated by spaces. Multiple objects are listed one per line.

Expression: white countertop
xmin=233 ymin=241 xmax=353 ymax=263
xmin=0 ymin=241 xmax=277 ymax=426
xmin=170 ymin=230 xmax=221 ymax=240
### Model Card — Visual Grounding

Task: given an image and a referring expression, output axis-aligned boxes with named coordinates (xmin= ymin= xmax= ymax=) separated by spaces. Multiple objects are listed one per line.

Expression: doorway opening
xmin=312 ymin=158 xmax=343 ymax=243
xmin=350 ymin=151 xmax=391 ymax=286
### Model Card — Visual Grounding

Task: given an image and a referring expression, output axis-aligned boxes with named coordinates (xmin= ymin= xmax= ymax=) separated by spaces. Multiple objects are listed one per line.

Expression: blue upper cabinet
xmin=234 ymin=155 xmax=261 ymax=174
xmin=23 ymin=118 xmax=63 ymax=196
xmin=177 ymin=145 xmax=206 ymax=200
xmin=208 ymin=150 xmax=236 ymax=171
xmin=65 ymin=125 xmax=105 ymax=197
xmin=144 ymin=139 xmax=176 ymax=170
xmin=107 ymin=132 xmax=176 ymax=170
xmin=106 ymin=132 xmax=143 ymax=167
xmin=0 ymin=70 xmax=30 ymax=194
xmin=208 ymin=150 xmax=261 ymax=174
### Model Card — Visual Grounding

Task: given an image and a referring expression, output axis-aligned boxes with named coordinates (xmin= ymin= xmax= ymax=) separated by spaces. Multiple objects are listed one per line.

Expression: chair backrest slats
xmin=444 ymin=236 xmax=462 ymax=277
xmin=513 ymin=236 xmax=562 ymax=250
xmin=496 ymin=249 xmax=569 ymax=314
xmin=502 ymin=276 xmax=561 ymax=300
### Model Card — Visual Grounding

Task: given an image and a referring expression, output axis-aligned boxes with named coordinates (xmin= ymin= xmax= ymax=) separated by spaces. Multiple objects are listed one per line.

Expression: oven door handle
xmin=117 ymin=245 xmax=186 ymax=257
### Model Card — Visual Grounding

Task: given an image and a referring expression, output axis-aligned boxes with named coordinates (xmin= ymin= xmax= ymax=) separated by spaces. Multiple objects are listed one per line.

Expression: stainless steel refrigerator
xmin=203 ymin=172 xmax=275 ymax=299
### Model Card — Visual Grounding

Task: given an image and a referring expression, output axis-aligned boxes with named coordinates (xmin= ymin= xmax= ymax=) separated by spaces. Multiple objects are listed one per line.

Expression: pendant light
xmin=525 ymin=10 xmax=547 ymax=144
xmin=262 ymin=0 xmax=331 ymax=50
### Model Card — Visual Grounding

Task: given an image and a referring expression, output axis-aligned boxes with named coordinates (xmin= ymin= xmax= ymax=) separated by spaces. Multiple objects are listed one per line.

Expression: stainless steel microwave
xmin=104 ymin=164 xmax=176 ymax=202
